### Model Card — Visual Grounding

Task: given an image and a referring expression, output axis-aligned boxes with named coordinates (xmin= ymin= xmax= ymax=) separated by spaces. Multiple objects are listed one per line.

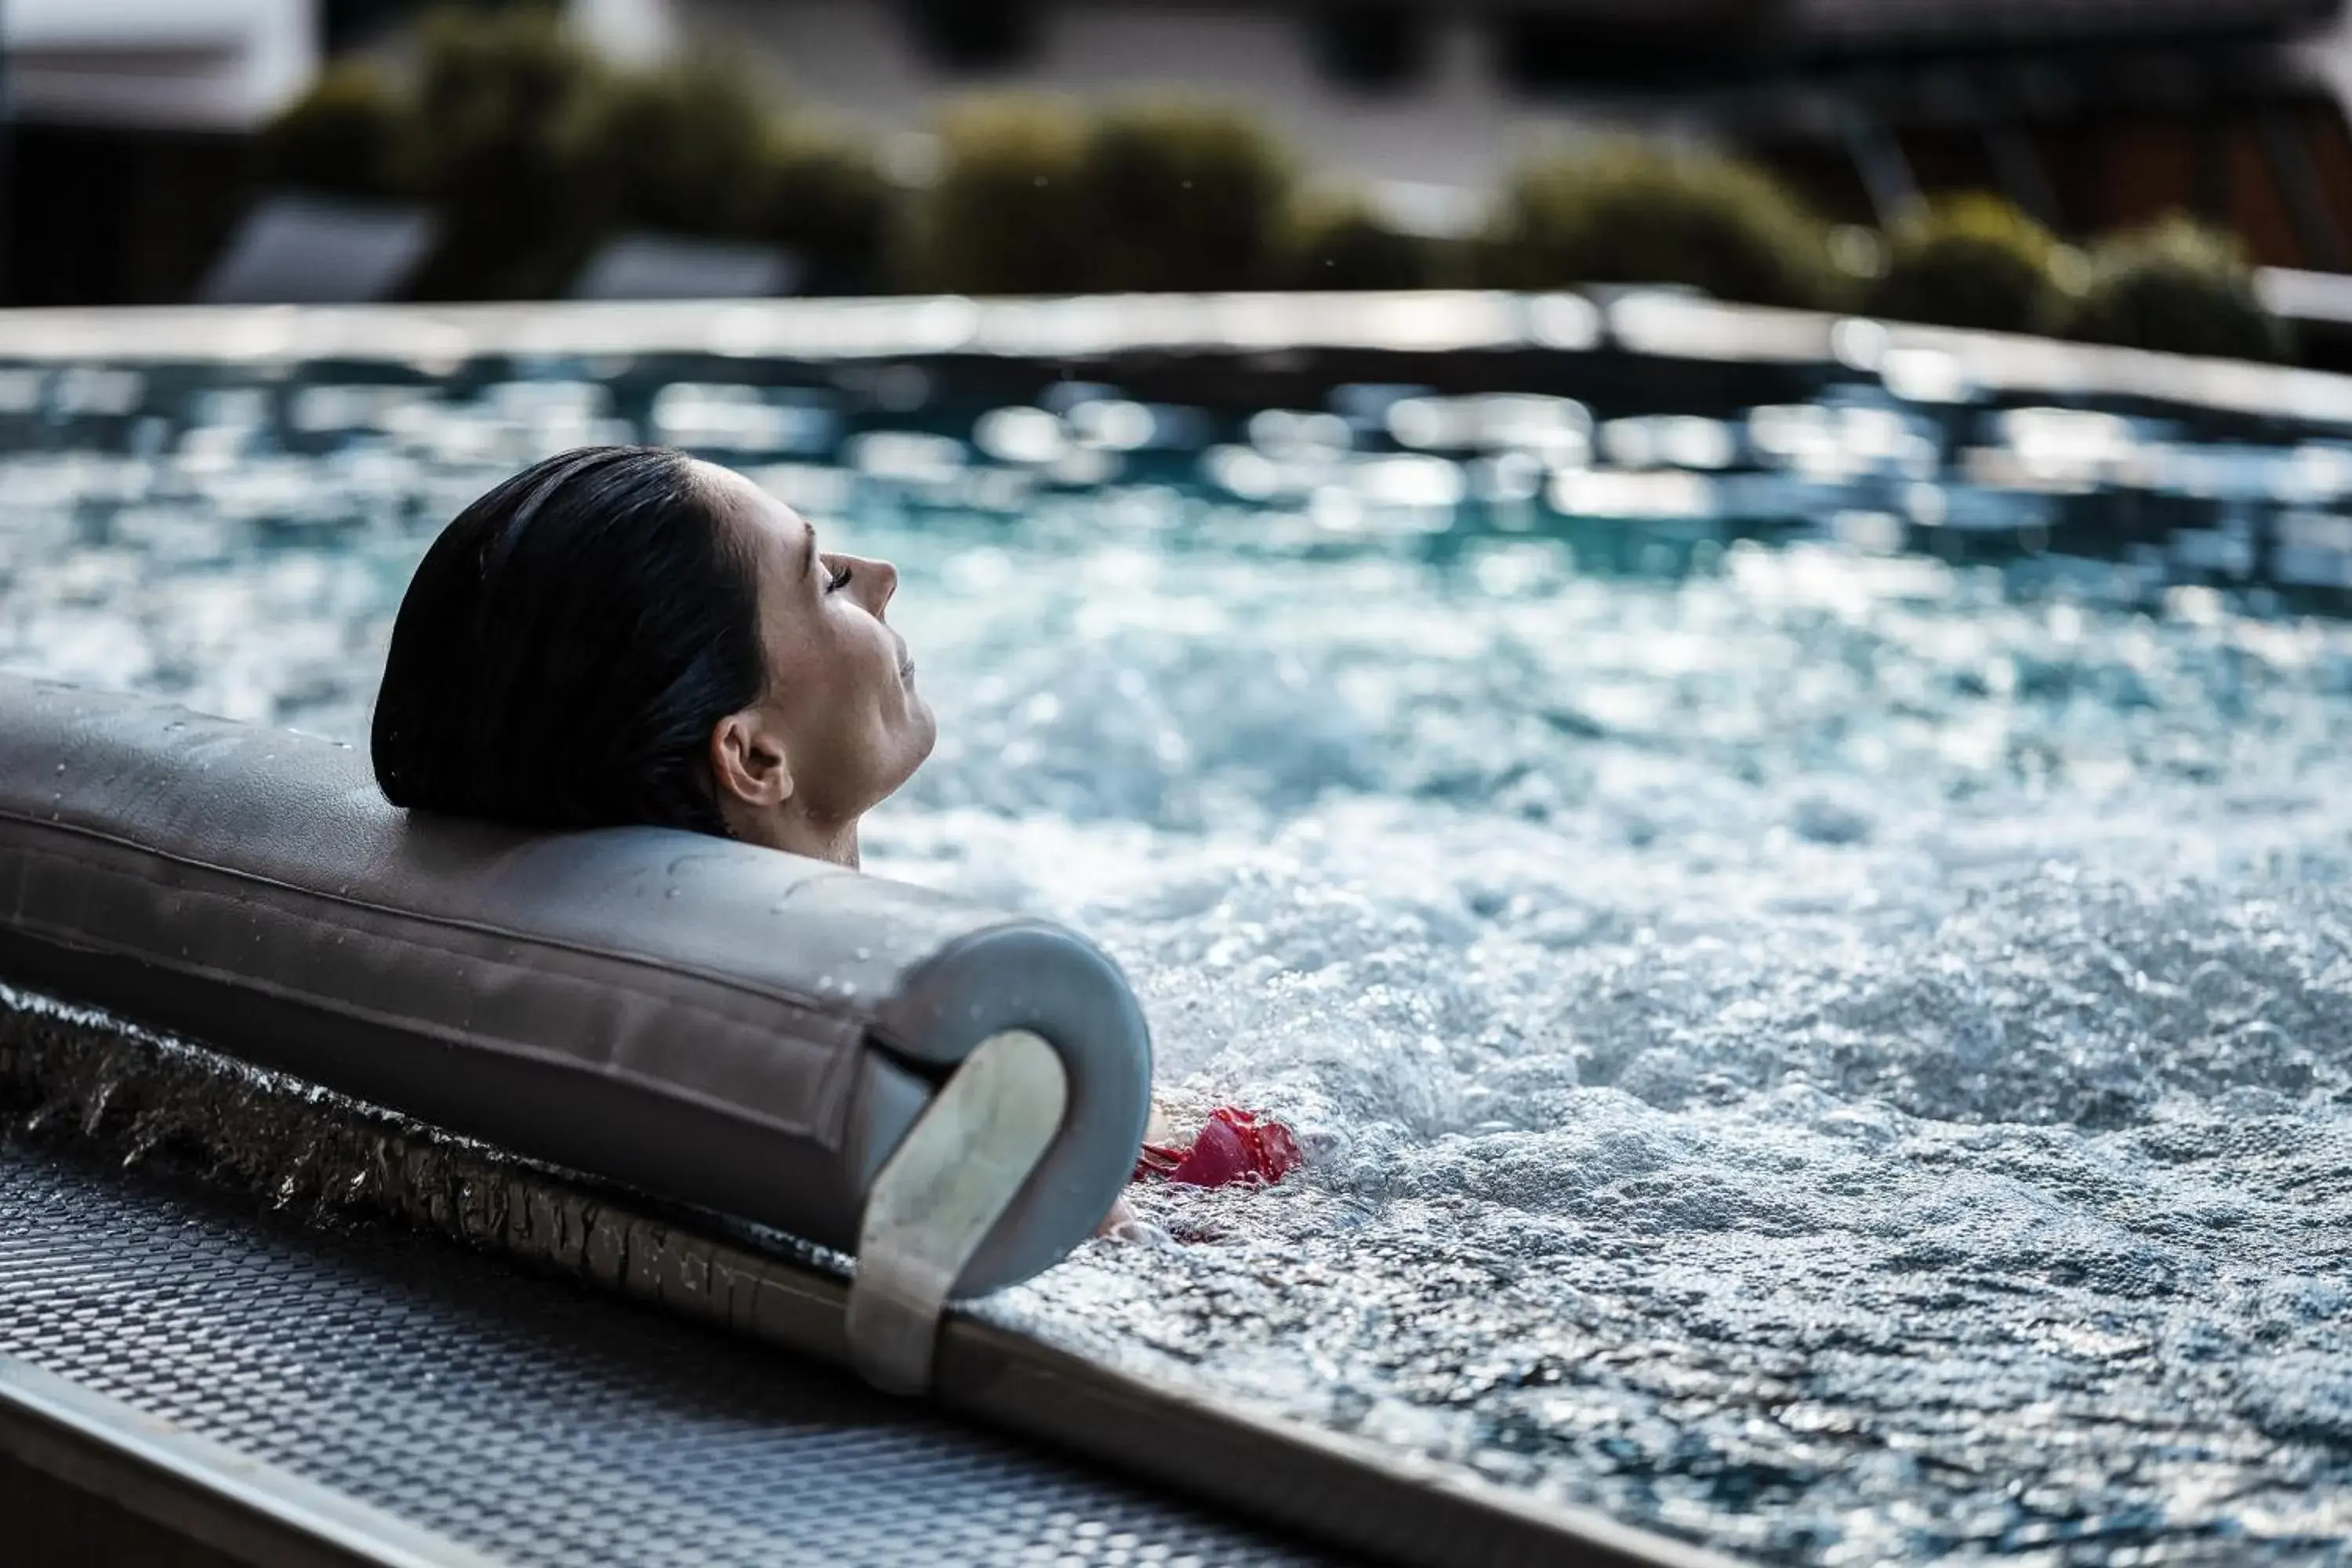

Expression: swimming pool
xmin=2 ymin=333 xmax=2349 ymax=1564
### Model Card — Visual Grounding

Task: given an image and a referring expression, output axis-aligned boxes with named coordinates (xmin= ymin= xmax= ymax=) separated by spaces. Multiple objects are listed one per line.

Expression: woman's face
xmin=702 ymin=463 xmax=935 ymax=833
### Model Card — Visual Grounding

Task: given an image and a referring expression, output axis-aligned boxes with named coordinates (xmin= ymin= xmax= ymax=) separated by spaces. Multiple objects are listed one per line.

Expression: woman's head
xmin=372 ymin=445 xmax=932 ymax=860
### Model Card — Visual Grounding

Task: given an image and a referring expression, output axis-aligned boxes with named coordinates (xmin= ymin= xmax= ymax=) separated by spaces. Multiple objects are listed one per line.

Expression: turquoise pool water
xmin=2 ymin=359 xmax=2349 ymax=1563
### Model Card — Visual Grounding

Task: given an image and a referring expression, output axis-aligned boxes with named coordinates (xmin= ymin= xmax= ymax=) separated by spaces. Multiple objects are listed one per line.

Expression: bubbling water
xmin=3 ymin=430 xmax=2351 ymax=1562
xmin=881 ymin=525 xmax=2352 ymax=1563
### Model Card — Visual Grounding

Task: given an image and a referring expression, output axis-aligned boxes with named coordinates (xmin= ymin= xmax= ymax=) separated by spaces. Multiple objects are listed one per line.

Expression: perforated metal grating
xmin=0 ymin=1142 xmax=1333 ymax=1568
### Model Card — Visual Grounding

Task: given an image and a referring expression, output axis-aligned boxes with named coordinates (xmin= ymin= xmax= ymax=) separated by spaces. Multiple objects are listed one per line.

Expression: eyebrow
xmin=800 ymin=523 xmax=817 ymax=582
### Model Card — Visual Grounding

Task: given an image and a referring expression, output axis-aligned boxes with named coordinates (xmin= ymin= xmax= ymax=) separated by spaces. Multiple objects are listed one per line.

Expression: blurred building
xmin=8 ymin=0 xmax=2352 ymax=300
xmin=1 ymin=0 xmax=316 ymax=303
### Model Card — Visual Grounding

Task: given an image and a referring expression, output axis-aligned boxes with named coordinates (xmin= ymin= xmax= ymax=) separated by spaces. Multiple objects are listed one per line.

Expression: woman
xmin=373 ymin=444 xmax=933 ymax=866
xmin=377 ymin=445 xmax=1146 ymax=1233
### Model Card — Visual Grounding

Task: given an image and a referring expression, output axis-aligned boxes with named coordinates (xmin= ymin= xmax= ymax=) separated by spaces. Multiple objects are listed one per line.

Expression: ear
xmin=709 ymin=709 xmax=794 ymax=811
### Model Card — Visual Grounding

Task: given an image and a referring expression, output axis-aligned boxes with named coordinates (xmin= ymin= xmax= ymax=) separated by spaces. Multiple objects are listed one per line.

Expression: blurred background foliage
xmin=258 ymin=5 xmax=2287 ymax=358
xmin=1867 ymin=193 xmax=2076 ymax=338
xmin=1477 ymin=142 xmax=1838 ymax=310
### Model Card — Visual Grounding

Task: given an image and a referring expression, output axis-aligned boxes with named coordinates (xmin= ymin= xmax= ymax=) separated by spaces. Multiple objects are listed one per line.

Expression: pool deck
xmin=0 ymin=290 xmax=2347 ymax=429
xmin=0 ymin=1003 xmax=1729 ymax=1568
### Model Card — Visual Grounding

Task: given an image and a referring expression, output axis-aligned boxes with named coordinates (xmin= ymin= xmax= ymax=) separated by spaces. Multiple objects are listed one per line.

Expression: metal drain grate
xmin=0 ymin=1141 xmax=1333 ymax=1568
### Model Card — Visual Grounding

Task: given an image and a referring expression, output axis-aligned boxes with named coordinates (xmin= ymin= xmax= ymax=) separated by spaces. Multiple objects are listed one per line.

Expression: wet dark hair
xmin=372 ymin=445 xmax=764 ymax=837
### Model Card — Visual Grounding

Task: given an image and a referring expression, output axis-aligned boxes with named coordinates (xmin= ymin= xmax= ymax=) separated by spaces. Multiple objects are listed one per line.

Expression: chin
xmin=879 ymin=710 xmax=938 ymax=801
xmin=906 ymin=694 xmax=938 ymax=759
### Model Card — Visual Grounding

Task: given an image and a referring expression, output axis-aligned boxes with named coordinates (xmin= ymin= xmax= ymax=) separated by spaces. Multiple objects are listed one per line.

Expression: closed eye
xmin=825 ymin=561 xmax=854 ymax=593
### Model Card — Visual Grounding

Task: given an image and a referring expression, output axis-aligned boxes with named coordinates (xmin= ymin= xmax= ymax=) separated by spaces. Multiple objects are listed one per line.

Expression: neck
xmin=718 ymin=793 xmax=863 ymax=868
xmin=771 ymin=810 xmax=859 ymax=869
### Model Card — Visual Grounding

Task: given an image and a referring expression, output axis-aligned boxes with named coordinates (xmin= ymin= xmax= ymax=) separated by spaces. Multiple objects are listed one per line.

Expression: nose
xmin=851 ymin=554 xmax=896 ymax=616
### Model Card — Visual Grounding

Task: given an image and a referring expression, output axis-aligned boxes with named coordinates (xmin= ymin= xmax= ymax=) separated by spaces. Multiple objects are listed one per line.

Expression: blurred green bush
xmin=564 ymin=53 xmax=779 ymax=241
xmin=897 ymin=97 xmax=1090 ymax=294
xmin=1073 ymin=101 xmax=1294 ymax=292
xmin=553 ymin=53 xmax=891 ymax=291
xmin=261 ymin=8 xmax=892 ymax=297
xmin=255 ymin=59 xmax=413 ymax=201
xmin=1481 ymin=141 xmax=1838 ymax=310
xmin=903 ymin=97 xmax=1294 ymax=294
xmin=2063 ymin=216 xmax=2289 ymax=363
xmin=1868 ymin=193 xmax=2072 ymax=336
xmin=400 ymin=5 xmax=612 ymax=299
xmin=1275 ymin=191 xmax=1444 ymax=291
xmin=750 ymin=130 xmax=895 ymax=295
